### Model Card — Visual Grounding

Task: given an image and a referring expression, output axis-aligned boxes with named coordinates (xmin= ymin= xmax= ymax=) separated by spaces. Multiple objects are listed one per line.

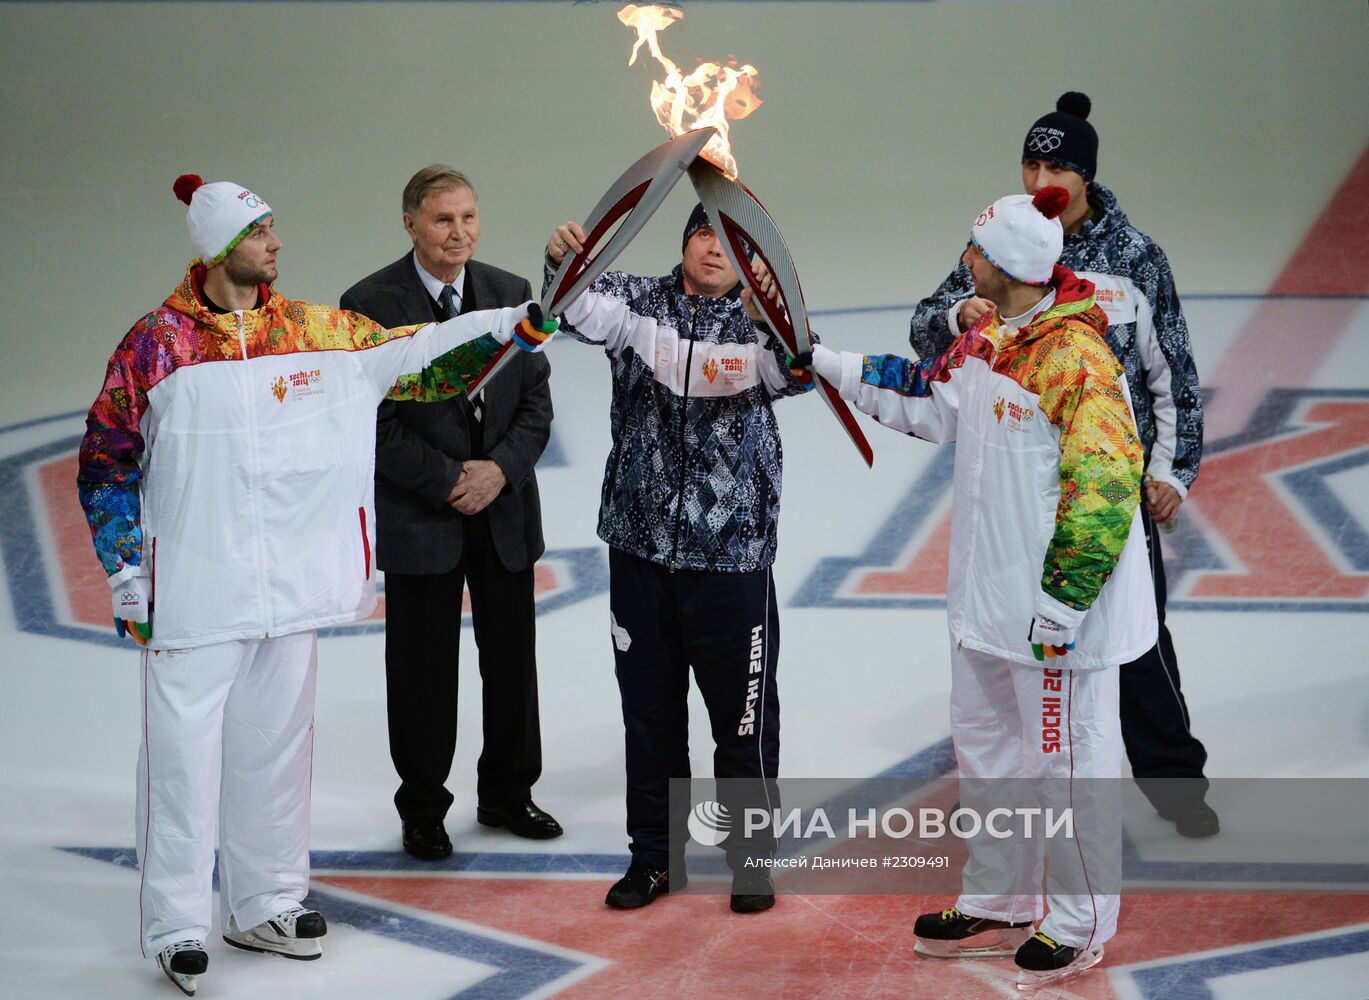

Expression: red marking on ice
xmin=1207 ymin=143 xmax=1369 ymax=440
xmin=1268 ymin=146 xmax=1369 ymax=297
xmin=316 ymin=874 xmax=1369 ymax=998
xmin=854 ymin=509 xmax=953 ymax=595
xmin=1185 ymin=399 xmax=1369 ymax=599
xmin=40 ymin=455 xmax=110 ymax=628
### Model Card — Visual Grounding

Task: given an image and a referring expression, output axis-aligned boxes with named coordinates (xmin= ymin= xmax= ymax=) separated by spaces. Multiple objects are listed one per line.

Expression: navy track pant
xmin=1120 ymin=504 xmax=1210 ymax=811
xmin=608 ymin=547 xmax=780 ymax=871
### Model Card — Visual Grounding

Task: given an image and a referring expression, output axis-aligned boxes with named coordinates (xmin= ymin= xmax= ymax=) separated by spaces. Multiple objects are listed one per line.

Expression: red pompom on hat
xmin=173 ymin=173 xmax=204 ymax=206
xmin=1032 ymin=185 xmax=1070 ymax=221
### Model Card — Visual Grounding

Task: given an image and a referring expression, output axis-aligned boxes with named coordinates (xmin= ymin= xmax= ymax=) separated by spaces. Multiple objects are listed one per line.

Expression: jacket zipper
xmin=667 ymin=299 xmax=698 ymax=572
xmin=237 ymin=312 xmax=274 ymax=636
xmin=955 ymin=338 xmax=994 ymax=640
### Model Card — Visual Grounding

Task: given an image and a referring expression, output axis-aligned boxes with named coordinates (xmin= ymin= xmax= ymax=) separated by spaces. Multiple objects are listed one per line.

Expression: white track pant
xmin=950 ymin=644 xmax=1122 ymax=951
xmin=136 ymin=632 xmax=317 ymax=957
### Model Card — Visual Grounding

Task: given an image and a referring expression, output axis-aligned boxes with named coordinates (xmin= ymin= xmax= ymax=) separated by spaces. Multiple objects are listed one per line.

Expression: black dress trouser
xmin=608 ymin=548 xmax=781 ymax=873
xmin=1120 ymin=503 xmax=1210 ymax=810
xmin=384 ymin=511 xmax=542 ymax=825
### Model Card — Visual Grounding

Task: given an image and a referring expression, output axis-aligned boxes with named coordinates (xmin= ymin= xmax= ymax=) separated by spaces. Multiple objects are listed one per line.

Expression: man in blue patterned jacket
xmin=546 ymin=205 xmax=812 ymax=913
xmin=908 ymin=93 xmax=1216 ymax=837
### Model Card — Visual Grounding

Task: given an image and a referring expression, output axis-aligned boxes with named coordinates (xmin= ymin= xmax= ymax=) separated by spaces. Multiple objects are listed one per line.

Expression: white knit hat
xmin=969 ymin=186 xmax=1070 ymax=286
xmin=173 ymin=174 xmax=272 ymax=265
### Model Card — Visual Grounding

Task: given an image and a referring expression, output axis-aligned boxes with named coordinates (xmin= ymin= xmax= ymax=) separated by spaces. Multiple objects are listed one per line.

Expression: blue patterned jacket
xmin=908 ymin=184 xmax=1203 ymax=493
xmin=548 ymin=262 xmax=811 ymax=572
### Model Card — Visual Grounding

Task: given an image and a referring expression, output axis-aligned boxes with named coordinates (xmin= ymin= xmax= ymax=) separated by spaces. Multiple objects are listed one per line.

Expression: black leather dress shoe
xmin=1170 ymin=801 xmax=1220 ymax=838
xmin=402 ymin=821 xmax=452 ymax=860
xmin=730 ymin=869 xmax=775 ymax=913
xmin=476 ymin=801 xmax=563 ymax=840
xmin=605 ymin=862 xmax=679 ymax=909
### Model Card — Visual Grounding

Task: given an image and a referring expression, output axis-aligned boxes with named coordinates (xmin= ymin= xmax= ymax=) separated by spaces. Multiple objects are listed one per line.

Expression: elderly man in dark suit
xmin=342 ymin=165 xmax=560 ymax=859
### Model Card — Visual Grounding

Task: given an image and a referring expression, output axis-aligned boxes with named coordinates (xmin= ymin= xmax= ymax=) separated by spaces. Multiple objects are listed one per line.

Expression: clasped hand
xmin=448 ymin=460 xmax=506 ymax=515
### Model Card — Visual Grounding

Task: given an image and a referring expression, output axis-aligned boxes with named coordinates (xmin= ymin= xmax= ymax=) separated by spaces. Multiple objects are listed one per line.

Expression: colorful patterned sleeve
xmin=294 ymin=304 xmax=502 ymax=402
xmin=862 ymin=333 xmax=981 ymax=399
xmin=1034 ymin=328 xmax=1145 ymax=612
xmin=848 ymin=325 xmax=994 ymax=443
xmin=77 ymin=323 xmax=157 ymax=582
xmin=385 ymin=329 xmax=501 ymax=403
xmin=861 ymin=351 xmax=943 ymax=396
xmin=865 ymin=317 xmax=996 ymax=398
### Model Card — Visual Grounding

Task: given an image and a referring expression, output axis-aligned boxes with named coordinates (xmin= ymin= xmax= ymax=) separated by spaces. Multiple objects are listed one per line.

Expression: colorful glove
xmin=1029 ymin=616 xmax=1076 ymax=661
xmin=511 ymin=302 xmax=557 ymax=352
xmin=112 ymin=575 xmax=152 ymax=646
xmin=785 ymin=350 xmax=815 ymax=390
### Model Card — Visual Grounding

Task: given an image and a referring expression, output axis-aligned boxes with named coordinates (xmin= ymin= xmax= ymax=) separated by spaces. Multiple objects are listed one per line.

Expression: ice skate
xmin=223 ymin=906 xmax=327 ymax=960
xmin=913 ymin=905 xmax=1033 ymax=958
xmin=1014 ymin=931 xmax=1104 ymax=989
xmin=156 ymin=939 xmax=207 ymax=997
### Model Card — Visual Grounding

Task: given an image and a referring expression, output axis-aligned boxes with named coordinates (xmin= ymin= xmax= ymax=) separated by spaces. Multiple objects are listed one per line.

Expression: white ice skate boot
xmin=223 ymin=905 xmax=327 ymax=960
xmin=1014 ymin=931 xmax=1104 ymax=990
xmin=156 ymin=939 xmax=207 ymax=996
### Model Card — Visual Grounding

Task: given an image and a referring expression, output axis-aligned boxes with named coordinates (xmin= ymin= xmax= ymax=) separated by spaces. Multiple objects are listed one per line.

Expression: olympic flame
xmin=617 ymin=3 xmax=761 ymax=180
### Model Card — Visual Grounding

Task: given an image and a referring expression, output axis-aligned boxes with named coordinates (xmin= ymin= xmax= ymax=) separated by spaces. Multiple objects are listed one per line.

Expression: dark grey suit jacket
xmin=341 ymin=254 xmax=552 ymax=575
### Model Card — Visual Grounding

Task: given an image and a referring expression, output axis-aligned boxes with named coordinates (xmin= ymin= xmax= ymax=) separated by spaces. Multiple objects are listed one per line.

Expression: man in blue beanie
xmin=545 ymin=205 xmax=811 ymax=914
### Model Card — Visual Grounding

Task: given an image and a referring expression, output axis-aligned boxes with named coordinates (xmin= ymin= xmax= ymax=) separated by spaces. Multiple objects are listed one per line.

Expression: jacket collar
xmin=391 ymin=252 xmax=488 ymax=315
xmin=992 ymin=264 xmax=1104 ymax=346
xmin=1073 ymin=183 xmax=1129 ymax=244
xmin=166 ymin=261 xmax=279 ymax=332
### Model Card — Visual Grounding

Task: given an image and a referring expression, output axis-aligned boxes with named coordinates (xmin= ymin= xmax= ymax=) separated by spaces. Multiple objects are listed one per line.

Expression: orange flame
xmin=617 ymin=3 xmax=761 ymax=180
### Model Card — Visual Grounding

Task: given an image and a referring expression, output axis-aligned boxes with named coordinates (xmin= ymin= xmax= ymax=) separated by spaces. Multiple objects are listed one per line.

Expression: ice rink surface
xmin=3 ymin=2 xmax=1369 ymax=998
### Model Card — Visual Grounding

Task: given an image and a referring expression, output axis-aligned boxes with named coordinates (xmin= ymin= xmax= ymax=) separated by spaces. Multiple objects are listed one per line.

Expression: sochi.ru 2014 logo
xmin=719 ymin=356 xmax=747 ymax=383
xmin=287 ymin=369 xmax=323 ymax=398
xmin=271 ymin=370 xmax=322 ymax=403
xmin=687 ymin=800 xmax=732 ymax=846
xmin=993 ymin=396 xmax=1034 ymax=429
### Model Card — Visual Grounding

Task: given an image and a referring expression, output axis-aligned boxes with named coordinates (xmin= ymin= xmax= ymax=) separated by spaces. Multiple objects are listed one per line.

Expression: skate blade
xmin=1015 ymin=946 xmax=1104 ymax=990
xmin=157 ymin=959 xmax=196 ymax=996
xmin=224 ymin=931 xmax=323 ymax=961
xmin=916 ymin=926 xmax=1032 ymax=959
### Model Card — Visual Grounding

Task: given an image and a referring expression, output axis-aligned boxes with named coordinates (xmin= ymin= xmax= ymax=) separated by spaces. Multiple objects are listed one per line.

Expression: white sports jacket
xmin=821 ymin=268 xmax=1157 ymax=668
xmin=78 ymin=263 xmax=523 ymax=649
